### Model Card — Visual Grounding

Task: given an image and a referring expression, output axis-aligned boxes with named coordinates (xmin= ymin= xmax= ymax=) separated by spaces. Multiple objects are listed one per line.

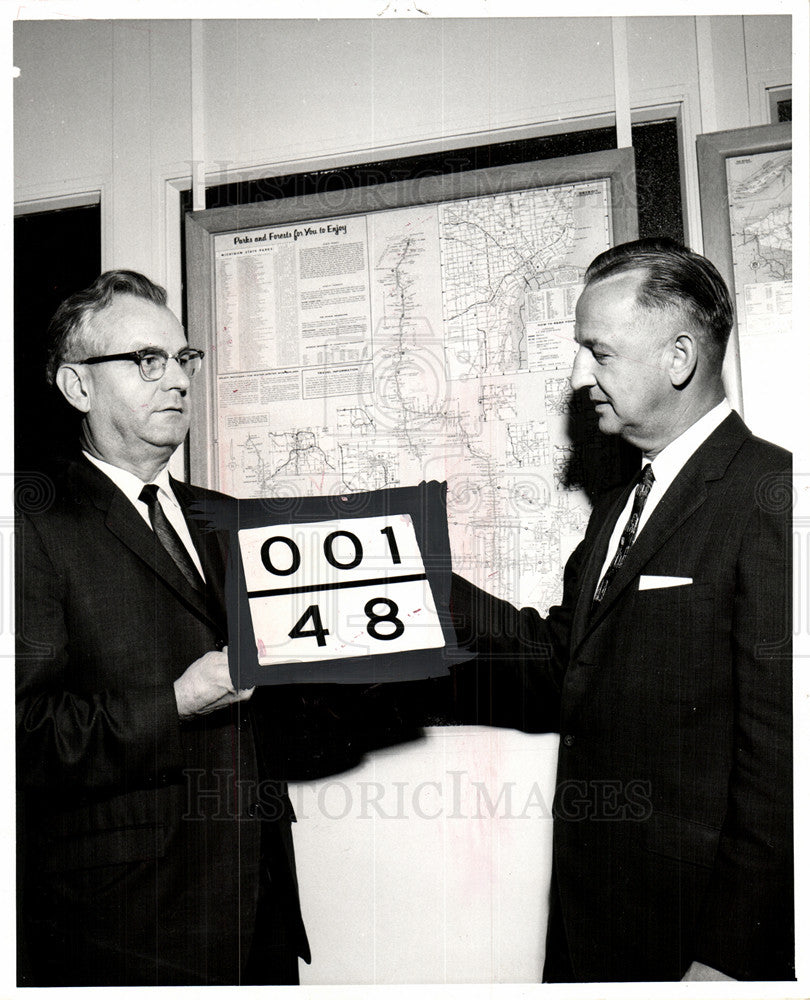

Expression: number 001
xmin=262 ymin=526 xmax=402 ymax=575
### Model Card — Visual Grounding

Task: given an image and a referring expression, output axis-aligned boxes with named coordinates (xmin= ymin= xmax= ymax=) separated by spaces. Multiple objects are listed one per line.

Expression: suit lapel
xmin=569 ymin=481 xmax=636 ymax=650
xmin=571 ymin=411 xmax=750 ymax=653
xmin=581 ymin=468 xmax=708 ymax=638
xmin=75 ymin=459 xmax=224 ymax=634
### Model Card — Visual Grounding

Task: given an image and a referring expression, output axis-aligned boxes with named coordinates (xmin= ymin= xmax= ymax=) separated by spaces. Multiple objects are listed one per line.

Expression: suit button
xmin=562 ymin=734 xmax=576 ymax=747
xmin=247 ymin=802 xmax=259 ymax=818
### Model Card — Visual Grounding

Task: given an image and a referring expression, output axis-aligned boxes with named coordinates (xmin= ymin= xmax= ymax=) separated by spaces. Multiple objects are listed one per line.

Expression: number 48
xmin=288 ymin=598 xmax=405 ymax=647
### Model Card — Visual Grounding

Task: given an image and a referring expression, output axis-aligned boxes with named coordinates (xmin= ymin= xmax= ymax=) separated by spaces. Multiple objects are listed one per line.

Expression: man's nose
xmin=162 ymin=355 xmax=191 ymax=391
xmin=570 ymin=346 xmax=595 ymax=391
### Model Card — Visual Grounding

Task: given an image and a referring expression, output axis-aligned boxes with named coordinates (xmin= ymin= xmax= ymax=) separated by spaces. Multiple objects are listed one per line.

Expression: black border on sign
xmin=190 ymin=480 xmax=471 ymax=686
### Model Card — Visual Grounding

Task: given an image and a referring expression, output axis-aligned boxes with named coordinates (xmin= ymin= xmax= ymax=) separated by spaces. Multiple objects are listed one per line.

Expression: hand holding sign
xmin=173 ymin=648 xmax=254 ymax=719
xmin=188 ymin=481 xmax=470 ymax=686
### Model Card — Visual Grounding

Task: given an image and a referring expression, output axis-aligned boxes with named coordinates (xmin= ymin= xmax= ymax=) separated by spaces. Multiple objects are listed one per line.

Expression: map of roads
xmin=213 ymin=180 xmax=614 ymax=609
xmin=726 ymin=149 xmax=791 ymax=337
xmin=725 ymin=147 xmax=791 ymax=447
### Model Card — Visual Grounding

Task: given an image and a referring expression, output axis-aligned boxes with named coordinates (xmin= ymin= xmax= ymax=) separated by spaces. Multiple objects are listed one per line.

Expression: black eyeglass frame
xmin=77 ymin=347 xmax=206 ymax=381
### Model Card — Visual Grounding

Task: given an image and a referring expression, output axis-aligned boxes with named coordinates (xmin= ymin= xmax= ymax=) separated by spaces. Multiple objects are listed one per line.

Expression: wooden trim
xmin=611 ymin=18 xmax=632 ymax=149
xmin=14 ymin=191 xmax=100 ymax=216
xmin=190 ymin=20 xmax=206 ymax=212
xmin=695 ymin=16 xmax=718 ymax=135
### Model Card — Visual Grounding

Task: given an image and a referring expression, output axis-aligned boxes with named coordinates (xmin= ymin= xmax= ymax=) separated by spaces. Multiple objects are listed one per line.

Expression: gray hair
xmin=45 ymin=270 xmax=167 ymax=385
xmin=584 ymin=238 xmax=734 ymax=367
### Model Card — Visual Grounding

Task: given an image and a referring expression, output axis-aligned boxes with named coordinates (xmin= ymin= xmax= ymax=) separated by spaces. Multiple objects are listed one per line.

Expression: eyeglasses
xmin=78 ymin=347 xmax=205 ymax=381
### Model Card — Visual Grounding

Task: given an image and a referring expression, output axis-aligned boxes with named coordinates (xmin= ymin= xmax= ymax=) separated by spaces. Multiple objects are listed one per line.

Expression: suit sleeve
xmin=693 ymin=468 xmax=793 ymax=980
xmin=447 ymin=533 xmax=590 ymax=732
xmin=16 ymin=512 xmax=187 ymax=791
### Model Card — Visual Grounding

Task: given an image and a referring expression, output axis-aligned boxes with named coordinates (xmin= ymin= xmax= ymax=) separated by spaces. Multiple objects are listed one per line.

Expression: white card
xmin=638 ymin=575 xmax=693 ymax=591
xmin=238 ymin=513 xmax=446 ymax=666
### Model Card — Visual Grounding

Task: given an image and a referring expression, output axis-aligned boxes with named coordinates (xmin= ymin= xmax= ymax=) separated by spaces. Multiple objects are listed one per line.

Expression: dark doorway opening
xmin=15 ymin=202 xmax=102 ymax=475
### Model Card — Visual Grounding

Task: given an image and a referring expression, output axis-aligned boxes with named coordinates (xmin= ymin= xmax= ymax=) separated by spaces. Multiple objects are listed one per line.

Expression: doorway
xmin=14 ymin=202 xmax=102 ymax=474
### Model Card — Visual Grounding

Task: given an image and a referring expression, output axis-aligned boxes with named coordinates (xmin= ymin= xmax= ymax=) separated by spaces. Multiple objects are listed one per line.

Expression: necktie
xmin=593 ymin=463 xmax=655 ymax=604
xmin=139 ymin=483 xmax=204 ymax=591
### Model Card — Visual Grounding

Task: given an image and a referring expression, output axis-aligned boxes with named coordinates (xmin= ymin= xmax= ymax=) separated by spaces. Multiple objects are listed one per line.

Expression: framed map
xmin=185 ymin=149 xmax=637 ymax=610
xmin=697 ymin=123 xmax=792 ymax=447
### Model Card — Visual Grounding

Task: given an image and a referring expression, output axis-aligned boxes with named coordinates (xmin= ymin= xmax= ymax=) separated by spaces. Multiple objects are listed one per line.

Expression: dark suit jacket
xmin=451 ymin=412 xmax=792 ymax=981
xmin=16 ymin=458 xmax=309 ymax=985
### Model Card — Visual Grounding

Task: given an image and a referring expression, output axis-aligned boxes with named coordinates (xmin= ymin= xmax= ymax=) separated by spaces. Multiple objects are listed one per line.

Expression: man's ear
xmin=669 ymin=332 xmax=698 ymax=388
xmin=55 ymin=363 xmax=92 ymax=413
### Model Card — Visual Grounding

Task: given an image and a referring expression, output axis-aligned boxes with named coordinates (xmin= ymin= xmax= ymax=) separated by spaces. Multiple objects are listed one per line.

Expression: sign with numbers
xmin=189 ymin=480 xmax=469 ymax=686
xmin=239 ymin=513 xmax=446 ymax=666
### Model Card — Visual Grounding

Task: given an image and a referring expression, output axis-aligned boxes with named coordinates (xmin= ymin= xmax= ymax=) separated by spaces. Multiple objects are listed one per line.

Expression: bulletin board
xmin=185 ymin=148 xmax=637 ymax=610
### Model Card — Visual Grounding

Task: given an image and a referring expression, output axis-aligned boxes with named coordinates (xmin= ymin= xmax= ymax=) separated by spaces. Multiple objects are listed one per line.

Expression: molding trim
xmin=611 ymin=17 xmax=632 ymax=148
xmin=695 ymin=16 xmax=718 ymax=134
xmin=748 ymin=71 xmax=792 ymax=126
xmin=190 ymin=19 xmax=206 ymax=211
xmin=198 ymin=99 xmax=622 ymax=188
xmin=14 ymin=190 xmax=100 ymax=216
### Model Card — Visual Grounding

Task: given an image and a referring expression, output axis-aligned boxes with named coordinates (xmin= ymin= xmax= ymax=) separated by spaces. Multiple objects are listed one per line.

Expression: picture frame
xmin=696 ymin=122 xmax=792 ymax=444
xmin=184 ymin=147 xmax=638 ymax=489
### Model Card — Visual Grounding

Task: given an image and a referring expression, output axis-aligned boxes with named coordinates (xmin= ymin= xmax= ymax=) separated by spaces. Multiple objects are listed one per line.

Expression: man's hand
xmin=681 ymin=961 xmax=736 ymax=981
xmin=173 ymin=649 xmax=254 ymax=720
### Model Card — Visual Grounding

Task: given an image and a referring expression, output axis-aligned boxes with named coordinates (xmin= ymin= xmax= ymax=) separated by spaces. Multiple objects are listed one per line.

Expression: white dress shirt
xmin=596 ymin=399 xmax=732 ymax=587
xmin=83 ymin=451 xmax=207 ymax=582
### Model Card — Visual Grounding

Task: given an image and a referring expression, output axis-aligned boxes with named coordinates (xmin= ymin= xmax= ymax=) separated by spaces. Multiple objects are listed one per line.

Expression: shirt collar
xmin=644 ymin=399 xmax=732 ymax=494
xmin=83 ymin=452 xmax=178 ymax=509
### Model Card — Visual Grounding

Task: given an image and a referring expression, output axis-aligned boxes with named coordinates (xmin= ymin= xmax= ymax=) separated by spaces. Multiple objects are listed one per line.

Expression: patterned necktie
xmin=139 ymin=483 xmax=204 ymax=591
xmin=593 ymin=463 xmax=655 ymax=604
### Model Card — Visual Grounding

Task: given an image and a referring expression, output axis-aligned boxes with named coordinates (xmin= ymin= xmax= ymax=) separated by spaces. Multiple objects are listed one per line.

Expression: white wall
xmin=291 ymin=727 xmax=558 ymax=984
xmin=201 ymin=18 xmax=615 ymax=168
xmin=14 ymin=16 xmax=791 ymax=284
xmin=13 ymin=14 xmax=793 ymax=985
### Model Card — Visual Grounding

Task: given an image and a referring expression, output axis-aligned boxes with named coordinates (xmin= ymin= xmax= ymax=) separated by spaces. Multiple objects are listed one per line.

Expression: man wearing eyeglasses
xmin=16 ymin=271 xmax=310 ymax=985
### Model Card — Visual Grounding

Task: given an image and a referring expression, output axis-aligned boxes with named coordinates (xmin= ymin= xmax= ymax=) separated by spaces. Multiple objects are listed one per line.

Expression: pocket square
xmin=638 ymin=575 xmax=693 ymax=591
